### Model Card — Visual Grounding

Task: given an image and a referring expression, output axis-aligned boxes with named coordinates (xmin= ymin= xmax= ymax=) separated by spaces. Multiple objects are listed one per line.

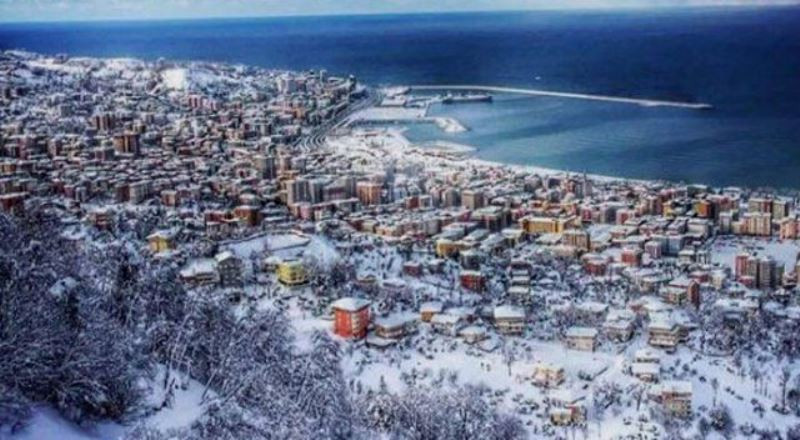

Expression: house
xmin=575 ymin=301 xmax=608 ymax=324
xmin=459 ymin=270 xmax=486 ymax=292
xmin=458 ymin=325 xmax=488 ymax=344
xmin=373 ymin=313 xmax=417 ymax=339
xmin=179 ymin=258 xmax=218 ymax=286
xmin=631 ymin=362 xmax=660 ymax=382
xmin=603 ymin=308 xmax=636 ymax=342
xmin=603 ymin=318 xmax=634 ymax=342
xmin=215 ymin=251 xmax=243 ymax=287
xmin=549 ymin=389 xmax=586 ymax=426
xmin=532 ymin=362 xmax=565 ymax=388
xmin=88 ymin=207 xmax=114 ymax=230
xmin=419 ymin=301 xmax=443 ymax=322
xmin=332 ymin=297 xmax=371 ymax=339
xmin=147 ymin=229 xmax=177 ymax=254
xmin=634 ymin=348 xmax=661 ymax=364
xmin=564 ymin=326 xmax=598 ymax=351
xmin=662 ymin=276 xmax=701 ymax=307
xmin=403 ymin=261 xmax=423 ymax=277
xmin=652 ymin=381 xmax=692 ymax=418
xmin=435 ymin=238 xmax=461 ymax=258
xmin=430 ymin=313 xmax=463 ymax=336
xmin=647 ymin=316 xmax=681 ymax=351
xmin=276 ymin=259 xmax=308 ymax=286
xmin=508 ymin=285 xmax=532 ymax=305
xmin=493 ymin=305 xmax=526 ymax=335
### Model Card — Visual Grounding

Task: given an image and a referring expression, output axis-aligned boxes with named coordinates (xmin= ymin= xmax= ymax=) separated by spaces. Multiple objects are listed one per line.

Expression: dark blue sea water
xmin=1 ymin=8 xmax=799 ymax=189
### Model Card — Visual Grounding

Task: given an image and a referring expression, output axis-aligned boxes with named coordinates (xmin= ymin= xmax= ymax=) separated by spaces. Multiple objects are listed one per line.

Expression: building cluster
xmin=3 ymin=51 xmax=800 ymax=428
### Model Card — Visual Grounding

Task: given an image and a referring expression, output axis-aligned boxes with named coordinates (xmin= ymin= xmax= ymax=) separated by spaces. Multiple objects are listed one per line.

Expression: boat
xmin=441 ymin=93 xmax=493 ymax=104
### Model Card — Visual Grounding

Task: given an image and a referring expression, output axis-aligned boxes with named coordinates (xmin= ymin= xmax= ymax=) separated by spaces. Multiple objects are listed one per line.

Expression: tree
xmin=0 ymin=386 xmax=31 ymax=434
xmin=709 ymin=404 xmax=735 ymax=439
xmin=787 ymin=424 xmax=800 ymax=440
xmin=779 ymin=367 xmax=792 ymax=411
xmin=711 ymin=377 xmax=719 ymax=407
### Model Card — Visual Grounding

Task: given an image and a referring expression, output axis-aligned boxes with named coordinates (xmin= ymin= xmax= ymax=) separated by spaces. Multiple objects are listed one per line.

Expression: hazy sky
xmin=1 ymin=0 xmax=798 ymax=22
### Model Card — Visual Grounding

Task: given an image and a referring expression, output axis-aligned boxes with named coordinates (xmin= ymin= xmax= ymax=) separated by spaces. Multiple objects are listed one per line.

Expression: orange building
xmin=356 ymin=181 xmax=382 ymax=206
xmin=332 ymin=297 xmax=371 ymax=339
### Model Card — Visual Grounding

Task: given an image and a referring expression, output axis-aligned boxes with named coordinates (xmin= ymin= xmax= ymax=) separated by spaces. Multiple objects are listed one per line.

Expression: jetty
xmin=408 ymin=85 xmax=712 ymax=110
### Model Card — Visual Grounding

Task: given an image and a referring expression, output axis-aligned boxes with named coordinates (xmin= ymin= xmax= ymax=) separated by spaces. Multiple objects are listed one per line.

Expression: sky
xmin=1 ymin=0 xmax=798 ymax=22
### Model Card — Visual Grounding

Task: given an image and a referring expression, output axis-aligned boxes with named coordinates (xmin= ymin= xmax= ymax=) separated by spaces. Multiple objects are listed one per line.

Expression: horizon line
xmin=0 ymin=2 xmax=797 ymax=25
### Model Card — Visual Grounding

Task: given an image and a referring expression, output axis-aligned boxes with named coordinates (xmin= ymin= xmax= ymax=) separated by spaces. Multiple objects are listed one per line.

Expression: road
xmin=297 ymin=88 xmax=381 ymax=152
xmin=408 ymin=84 xmax=712 ymax=110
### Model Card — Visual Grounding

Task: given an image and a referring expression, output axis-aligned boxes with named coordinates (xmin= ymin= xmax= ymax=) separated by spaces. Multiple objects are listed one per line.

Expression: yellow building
xmin=277 ymin=259 xmax=308 ymax=286
xmin=147 ymin=230 xmax=176 ymax=254
xmin=519 ymin=215 xmax=576 ymax=235
xmin=435 ymin=238 xmax=461 ymax=258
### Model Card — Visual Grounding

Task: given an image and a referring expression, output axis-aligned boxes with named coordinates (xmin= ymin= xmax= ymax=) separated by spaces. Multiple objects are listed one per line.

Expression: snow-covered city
xmin=1 ymin=48 xmax=800 ymax=440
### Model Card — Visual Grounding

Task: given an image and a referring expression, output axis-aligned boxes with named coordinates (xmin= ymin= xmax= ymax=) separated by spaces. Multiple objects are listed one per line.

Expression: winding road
xmin=297 ymin=88 xmax=381 ymax=152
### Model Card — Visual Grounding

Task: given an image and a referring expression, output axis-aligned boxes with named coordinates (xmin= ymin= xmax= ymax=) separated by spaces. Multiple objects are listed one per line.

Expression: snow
xmin=711 ymin=235 xmax=799 ymax=272
xmin=143 ymin=368 xmax=210 ymax=432
xmin=493 ymin=305 xmax=526 ymax=320
xmin=5 ymin=408 xmax=123 ymax=440
xmin=331 ymin=297 xmax=370 ymax=312
xmin=223 ymin=233 xmax=338 ymax=269
xmin=162 ymin=68 xmax=189 ymax=90
xmin=160 ymin=67 xmax=231 ymax=91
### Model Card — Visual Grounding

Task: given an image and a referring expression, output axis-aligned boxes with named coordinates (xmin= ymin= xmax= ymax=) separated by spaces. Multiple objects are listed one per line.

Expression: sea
xmin=1 ymin=7 xmax=799 ymax=190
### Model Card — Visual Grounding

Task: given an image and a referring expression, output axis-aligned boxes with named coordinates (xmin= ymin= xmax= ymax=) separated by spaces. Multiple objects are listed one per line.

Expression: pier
xmin=407 ymin=85 xmax=712 ymax=110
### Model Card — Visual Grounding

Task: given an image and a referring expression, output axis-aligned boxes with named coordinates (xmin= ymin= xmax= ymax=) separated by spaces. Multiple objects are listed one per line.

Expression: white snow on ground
xmin=224 ymin=232 xmax=311 ymax=259
xmin=162 ymin=68 xmax=189 ymax=91
xmin=5 ymin=408 xmax=124 ymax=440
xmin=160 ymin=67 xmax=234 ymax=91
xmin=711 ymin=236 xmax=800 ymax=271
xmin=6 ymin=368 xmax=210 ymax=440
xmin=142 ymin=367 xmax=211 ymax=432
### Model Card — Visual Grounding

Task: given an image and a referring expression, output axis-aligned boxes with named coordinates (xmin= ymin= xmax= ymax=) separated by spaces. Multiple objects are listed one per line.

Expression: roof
xmin=374 ymin=313 xmax=416 ymax=328
xmin=550 ymin=389 xmax=587 ymax=405
xmin=634 ymin=349 xmax=661 ymax=362
xmin=331 ymin=297 xmax=370 ymax=312
xmin=566 ymin=326 xmax=598 ymax=338
xmin=632 ymin=362 xmax=660 ymax=375
xmin=180 ymin=258 xmax=217 ymax=278
xmin=660 ymin=380 xmax=692 ymax=395
xmin=215 ymin=250 xmax=237 ymax=262
xmin=494 ymin=305 xmax=526 ymax=320
xmin=458 ymin=325 xmax=487 ymax=337
xmin=420 ymin=301 xmax=444 ymax=313
xmin=576 ymin=301 xmax=608 ymax=314
xmin=431 ymin=313 xmax=462 ymax=325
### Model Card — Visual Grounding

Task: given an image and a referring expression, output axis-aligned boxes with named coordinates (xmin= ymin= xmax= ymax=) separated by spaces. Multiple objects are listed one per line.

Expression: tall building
xmin=113 ymin=132 xmax=140 ymax=156
xmin=562 ymin=229 xmax=591 ymax=251
xmin=332 ymin=297 xmax=370 ymax=339
xmin=772 ymin=199 xmax=791 ymax=221
xmin=309 ymin=178 xmax=326 ymax=204
xmin=461 ymin=189 xmax=485 ymax=210
xmin=748 ymin=197 xmax=773 ymax=214
xmin=286 ymin=178 xmax=310 ymax=206
xmin=356 ymin=181 xmax=382 ymax=206
xmin=779 ymin=216 xmax=799 ymax=239
xmin=90 ymin=112 xmax=115 ymax=132
xmin=743 ymin=212 xmax=771 ymax=236
xmin=252 ymin=154 xmax=276 ymax=179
